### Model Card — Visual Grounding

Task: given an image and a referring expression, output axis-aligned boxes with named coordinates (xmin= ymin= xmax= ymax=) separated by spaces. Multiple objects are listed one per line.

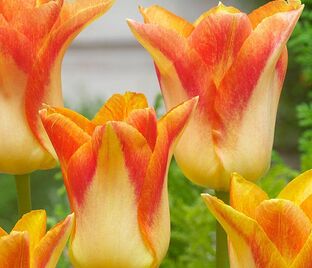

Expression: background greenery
xmin=0 ymin=1 xmax=311 ymax=267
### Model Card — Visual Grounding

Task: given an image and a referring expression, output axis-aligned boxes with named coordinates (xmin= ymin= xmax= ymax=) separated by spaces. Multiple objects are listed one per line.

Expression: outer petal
xmin=0 ymin=232 xmax=30 ymax=268
xmin=34 ymin=213 xmax=74 ymax=268
xmin=9 ymin=1 xmax=62 ymax=48
xmin=202 ymin=194 xmax=287 ymax=268
xmin=193 ymin=3 xmax=241 ymax=27
xmin=128 ymin=20 xmax=225 ymax=188
xmin=92 ymin=92 xmax=148 ymax=125
xmin=139 ymin=5 xmax=194 ymax=37
xmin=40 ymin=108 xmax=91 ymax=171
xmin=214 ymin=7 xmax=302 ymax=184
xmin=230 ymin=173 xmax=268 ymax=219
xmin=291 ymin=232 xmax=312 ymax=268
xmin=68 ymin=123 xmax=154 ymax=267
xmin=25 ymin=0 xmax=114 ymax=159
xmin=278 ymin=169 xmax=312 ymax=205
xmin=138 ymin=97 xmax=197 ymax=266
xmin=255 ymin=199 xmax=311 ymax=265
xmin=126 ymin=108 xmax=158 ymax=151
xmin=189 ymin=7 xmax=252 ymax=87
xmin=0 ymin=26 xmax=55 ymax=174
xmin=248 ymin=0 xmax=302 ymax=28
xmin=12 ymin=210 xmax=46 ymax=257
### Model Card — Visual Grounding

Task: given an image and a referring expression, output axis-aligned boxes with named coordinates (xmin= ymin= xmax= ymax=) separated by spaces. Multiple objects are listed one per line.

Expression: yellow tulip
xmin=40 ymin=92 xmax=198 ymax=267
xmin=0 ymin=210 xmax=74 ymax=268
xmin=203 ymin=171 xmax=312 ymax=267
xmin=128 ymin=1 xmax=303 ymax=190
xmin=0 ymin=0 xmax=114 ymax=174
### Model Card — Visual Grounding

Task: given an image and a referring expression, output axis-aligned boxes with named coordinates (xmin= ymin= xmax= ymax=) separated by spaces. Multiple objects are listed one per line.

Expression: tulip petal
xmin=34 ymin=213 xmax=74 ymax=268
xmin=193 ymin=3 xmax=241 ymax=27
xmin=202 ymin=194 xmax=287 ymax=268
xmin=0 ymin=232 xmax=30 ymax=268
xmin=255 ymin=199 xmax=311 ymax=265
xmin=230 ymin=173 xmax=268 ymax=219
xmin=214 ymin=7 xmax=303 ymax=182
xmin=291 ymin=232 xmax=312 ymax=268
xmin=25 ymin=0 xmax=114 ymax=158
xmin=278 ymin=169 xmax=312 ymax=206
xmin=249 ymin=0 xmax=302 ymax=28
xmin=92 ymin=92 xmax=148 ymax=125
xmin=42 ymin=106 xmax=95 ymax=135
xmin=139 ymin=5 xmax=194 ymax=37
xmin=12 ymin=210 xmax=46 ymax=256
xmin=0 ymin=227 xmax=7 ymax=237
xmin=189 ymin=7 xmax=252 ymax=87
xmin=138 ymin=98 xmax=197 ymax=265
xmin=0 ymin=0 xmax=35 ymax=21
xmin=9 ymin=0 xmax=62 ymax=47
xmin=40 ymin=108 xmax=91 ymax=172
xmin=126 ymin=108 xmax=158 ymax=150
xmin=300 ymin=195 xmax=312 ymax=222
xmin=68 ymin=123 xmax=153 ymax=267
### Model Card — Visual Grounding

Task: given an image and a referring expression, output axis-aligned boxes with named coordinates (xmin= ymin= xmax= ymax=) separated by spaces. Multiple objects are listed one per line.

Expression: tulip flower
xmin=0 ymin=0 xmax=114 ymax=175
xmin=0 ymin=210 xmax=74 ymax=267
xmin=40 ymin=92 xmax=197 ymax=267
xmin=128 ymin=1 xmax=303 ymax=190
xmin=202 ymin=171 xmax=312 ymax=267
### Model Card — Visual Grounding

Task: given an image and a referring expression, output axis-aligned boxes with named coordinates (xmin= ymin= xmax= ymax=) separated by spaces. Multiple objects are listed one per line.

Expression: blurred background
xmin=1 ymin=0 xmax=312 ymax=267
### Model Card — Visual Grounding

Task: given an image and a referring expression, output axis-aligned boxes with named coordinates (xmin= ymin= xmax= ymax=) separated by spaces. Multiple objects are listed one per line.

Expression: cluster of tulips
xmin=0 ymin=0 xmax=309 ymax=267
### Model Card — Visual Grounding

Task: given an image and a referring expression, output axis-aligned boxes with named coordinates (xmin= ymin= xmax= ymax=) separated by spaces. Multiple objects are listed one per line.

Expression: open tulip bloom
xmin=128 ymin=0 xmax=303 ymax=190
xmin=40 ymin=92 xmax=198 ymax=267
xmin=0 ymin=0 xmax=114 ymax=174
xmin=202 ymin=171 xmax=312 ymax=267
xmin=0 ymin=210 xmax=74 ymax=267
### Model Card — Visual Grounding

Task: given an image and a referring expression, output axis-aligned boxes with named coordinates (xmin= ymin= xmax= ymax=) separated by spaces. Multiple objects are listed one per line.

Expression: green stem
xmin=215 ymin=190 xmax=230 ymax=268
xmin=15 ymin=174 xmax=32 ymax=218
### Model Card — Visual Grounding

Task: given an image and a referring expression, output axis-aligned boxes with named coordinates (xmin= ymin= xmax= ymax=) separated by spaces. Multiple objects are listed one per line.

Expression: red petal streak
xmin=126 ymin=108 xmax=158 ymax=150
xmin=66 ymin=127 xmax=103 ymax=206
xmin=138 ymin=98 xmax=197 ymax=261
xmin=0 ymin=26 xmax=33 ymax=73
xmin=215 ymin=8 xmax=302 ymax=138
xmin=189 ymin=11 xmax=252 ymax=87
xmin=10 ymin=1 xmax=63 ymax=48
xmin=25 ymin=0 xmax=113 ymax=156
xmin=0 ymin=232 xmax=30 ymax=268
xmin=111 ymin=121 xmax=152 ymax=199
xmin=40 ymin=109 xmax=91 ymax=171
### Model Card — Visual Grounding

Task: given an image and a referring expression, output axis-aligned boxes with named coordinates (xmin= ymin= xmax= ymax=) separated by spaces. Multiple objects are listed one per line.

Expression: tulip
xmin=40 ymin=92 xmax=197 ymax=267
xmin=0 ymin=0 xmax=114 ymax=174
xmin=0 ymin=210 xmax=74 ymax=267
xmin=128 ymin=1 xmax=303 ymax=190
xmin=202 ymin=171 xmax=312 ymax=267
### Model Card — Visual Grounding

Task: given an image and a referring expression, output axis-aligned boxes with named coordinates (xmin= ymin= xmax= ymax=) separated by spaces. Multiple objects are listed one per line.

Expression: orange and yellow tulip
xmin=128 ymin=1 xmax=303 ymax=190
xmin=0 ymin=0 xmax=114 ymax=174
xmin=0 ymin=210 xmax=74 ymax=268
xmin=40 ymin=92 xmax=197 ymax=267
xmin=202 ymin=171 xmax=312 ymax=267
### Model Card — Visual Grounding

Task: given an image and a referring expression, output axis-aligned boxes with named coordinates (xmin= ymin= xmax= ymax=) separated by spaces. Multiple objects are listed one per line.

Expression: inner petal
xmin=255 ymin=199 xmax=311 ymax=265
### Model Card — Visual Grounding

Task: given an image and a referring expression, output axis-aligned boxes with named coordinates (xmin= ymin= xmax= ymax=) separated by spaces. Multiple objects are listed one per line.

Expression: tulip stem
xmin=215 ymin=190 xmax=230 ymax=268
xmin=15 ymin=174 xmax=32 ymax=218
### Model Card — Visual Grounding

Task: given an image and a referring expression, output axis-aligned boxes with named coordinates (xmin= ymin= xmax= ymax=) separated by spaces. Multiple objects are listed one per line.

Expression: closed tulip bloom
xmin=0 ymin=210 xmax=74 ymax=268
xmin=40 ymin=92 xmax=197 ymax=267
xmin=0 ymin=0 xmax=114 ymax=174
xmin=202 ymin=171 xmax=312 ymax=267
xmin=128 ymin=1 xmax=303 ymax=190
